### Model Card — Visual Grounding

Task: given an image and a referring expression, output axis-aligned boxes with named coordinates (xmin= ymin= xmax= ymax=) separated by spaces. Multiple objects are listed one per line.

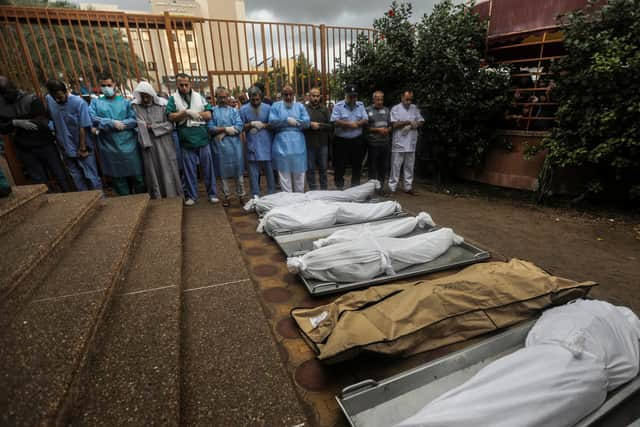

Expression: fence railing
xmin=0 ymin=6 xmax=376 ymax=102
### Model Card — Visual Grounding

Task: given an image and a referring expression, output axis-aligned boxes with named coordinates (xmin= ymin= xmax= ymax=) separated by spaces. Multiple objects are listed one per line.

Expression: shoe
xmin=209 ymin=196 xmax=220 ymax=204
xmin=239 ymin=195 xmax=249 ymax=205
xmin=222 ymin=197 xmax=230 ymax=207
xmin=405 ymin=189 xmax=419 ymax=196
xmin=184 ymin=198 xmax=195 ymax=206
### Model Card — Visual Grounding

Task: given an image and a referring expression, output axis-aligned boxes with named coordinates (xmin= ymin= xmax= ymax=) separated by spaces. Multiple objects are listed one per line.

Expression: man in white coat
xmin=389 ymin=90 xmax=424 ymax=195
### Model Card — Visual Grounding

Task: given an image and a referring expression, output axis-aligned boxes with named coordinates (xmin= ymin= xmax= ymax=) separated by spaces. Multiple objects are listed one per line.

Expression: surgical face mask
xmin=101 ymin=86 xmax=115 ymax=97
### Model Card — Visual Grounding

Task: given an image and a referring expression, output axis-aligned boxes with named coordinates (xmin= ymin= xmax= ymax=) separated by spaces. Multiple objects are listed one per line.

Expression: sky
xmin=87 ymin=0 xmax=452 ymax=27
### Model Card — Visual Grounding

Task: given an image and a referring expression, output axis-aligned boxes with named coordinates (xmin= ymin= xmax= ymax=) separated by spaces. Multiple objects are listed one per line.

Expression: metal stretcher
xmin=337 ymin=321 xmax=640 ymax=427
xmin=273 ymin=216 xmax=491 ymax=296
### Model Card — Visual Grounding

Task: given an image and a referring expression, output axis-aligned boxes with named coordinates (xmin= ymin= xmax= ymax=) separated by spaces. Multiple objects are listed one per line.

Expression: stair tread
xmin=0 ymin=194 xmax=149 ymax=427
xmin=71 ymin=198 xmax=182 ymax=426
xmin=0 ymin=191 xmax=102 ymax=295
xmin=0 ymin=184 xmax=47 ymax=218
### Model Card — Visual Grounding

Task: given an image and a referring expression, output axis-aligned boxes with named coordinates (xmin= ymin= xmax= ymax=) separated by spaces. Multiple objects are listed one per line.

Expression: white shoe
xmin=184 ymin=198 xmax=195 ymax=206
xmin=209 ymin=196 xmax=220 ymax=204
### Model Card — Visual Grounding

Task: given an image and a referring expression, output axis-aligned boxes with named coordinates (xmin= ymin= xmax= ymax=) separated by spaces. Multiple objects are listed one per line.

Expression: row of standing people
xmin=0 ymin=72 xmax=424 ymax=204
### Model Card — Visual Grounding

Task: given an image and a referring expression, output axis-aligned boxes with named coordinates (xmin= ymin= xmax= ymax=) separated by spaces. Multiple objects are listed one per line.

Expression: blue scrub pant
xmin=248 ymin=160 xmax=275 ymax=197
xmin=182 ymin=145 xmax=217 ymax=201
xmin=64 ymin=153 xmax=103 ymax=191
xmin=306 ymin=143 xmax=328 ymax=190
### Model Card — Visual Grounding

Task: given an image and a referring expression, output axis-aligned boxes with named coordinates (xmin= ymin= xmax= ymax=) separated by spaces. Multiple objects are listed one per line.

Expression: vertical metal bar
xmin=143 ymin=17 xmax=162 ymax=92
xmin=234 ymin=21 xmax=245 ymax=88
xmin=283 ymin=24 xmax=290 ymax=86
xmin=44 ymin=9 xmax=66 ymax=79
xmin=250 ymin=22 xmax=258 ymax=71
xmin=298 ymin=25 xmax=304 ymax=94
xmin=104 ymin=16 xmax=124 ymax=86
xmin=0 ymin=27 xmax=23 ymax=87
xmin=216 ymin=21 xmax=226 ymax=71
xmin=64 ymin=11 xmax=90 ymax=91
xmin=25 ymin=20 xmax=46 ymax=82
xmin=123 ymin=14 xmax=141 ymax=83
xmin=260 ymin=23 xmax=269 ymax=97
xmin=84 ymin=13 xmax=104 ymax=75
xmin=74 ymin=11 xmax=98 ymax=88
xmin=484 ymin=0 xmax=493 ymax=59
xmin=268 ymin=23 xmax=275 ymax=80
xmin=173 ymin=22 xmax=186 ymax=75
xmin=276 ymin=25 xmax=284 ymax=92
xmin=224 ymin=21 xmax=237 ymax=89
xmin=320 ymin=25 xmax=327 ymax=101
xmin=207 ymin=20 xmax=219 ymax=71
xmin=113 ymin=17 xmax=133 ymax=93
xmin=312 ymin=25 xmax=319 ymax=90
xmin=244 ymin=22 xmax=251 ymax=74
xmin=134 ymin=17 xmax=149 ymax=80
xmin=34 ymin=16 xmax=57 ymax=79
xmin=96 ymin=18 xmax=116 ymax=83
xmin=181 ymin=19 xmax=195 ymax=87
xmin=154 ymin=19 xmax=171 ymax=93
xmin=193 ymin=22 xmax=206 ymax=91
xmin=53 ymin=10 xmax=80 ymax=92
xmin=15 ymin=23 xmax=41 ymax=96
xmin=163 ymin=12 xmax=179 ymax=75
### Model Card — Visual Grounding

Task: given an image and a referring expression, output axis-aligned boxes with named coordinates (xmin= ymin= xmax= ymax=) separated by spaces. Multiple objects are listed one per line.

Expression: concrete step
xmin=67 ymin=197 xmax=183 ymax=427
xmin=180 ymin=201 xmax=307 ymax=426
xmin=0 ymin=190 xmax=103 ymax=307
xmin=0 ymin=184 xmax=48 ymax=235
xmin=0 ymin=194 xmax=149 ymax=427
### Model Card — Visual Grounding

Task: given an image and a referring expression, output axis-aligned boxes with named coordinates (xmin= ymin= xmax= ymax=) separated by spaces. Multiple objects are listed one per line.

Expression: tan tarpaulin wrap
xmin=291 ymin=259 xmax=596 ymax=363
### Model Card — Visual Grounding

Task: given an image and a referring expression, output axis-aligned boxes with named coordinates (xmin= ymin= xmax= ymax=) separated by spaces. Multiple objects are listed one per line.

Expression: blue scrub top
xmin=208 ymin=105 xmax=244 ymax=178
xmin=268 ymin=101 xmax=310 ymax=174
xmin=239 ymin=102 xmax=273 ymax=162
xmin=46 ymin=94 xmax=92 ymax=158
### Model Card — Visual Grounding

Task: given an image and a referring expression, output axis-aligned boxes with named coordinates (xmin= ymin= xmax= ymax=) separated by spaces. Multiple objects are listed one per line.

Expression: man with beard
xmin=304 ymin=87 xmax=332 ymax=190
xmin=267 ymin=84 xmax=310 ymax=193
xmin=208 ymin=86 xmax=245 ymax=207
xmin=0 ymin=76 xmax=70 ymax=192
xmin=132 ymin=81 xmax=183 ymax=199
xmin=167 ymin=73 xmax=217 ymax=205
xmin=240 ymin=86 xmax=274 ymax=197
xmin=46 ymin=79 xmax=102 ymax=191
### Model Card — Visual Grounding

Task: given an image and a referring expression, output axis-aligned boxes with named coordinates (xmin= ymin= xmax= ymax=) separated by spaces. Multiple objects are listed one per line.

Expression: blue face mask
xmin=101 ymin=86 xmax=115 ymax=97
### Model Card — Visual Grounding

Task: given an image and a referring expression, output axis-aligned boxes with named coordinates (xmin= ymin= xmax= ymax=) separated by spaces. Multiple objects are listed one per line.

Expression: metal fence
xmin=0 ymin=6 xmax=376 ymax=102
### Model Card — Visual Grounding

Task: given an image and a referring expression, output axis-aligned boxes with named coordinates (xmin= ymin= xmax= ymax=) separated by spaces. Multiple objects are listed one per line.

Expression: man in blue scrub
xmin=209 ymin=86 xmax=245 ymax=207
xmin=239 ymin=86 xmax=274 ymax=198
xmin=46 ymin=79 xmax=102 ymax=191
xmin=89 ymin=72 xmax=144 ymax=195
xmin=167 ymin=73 xmax=217 ymax=206
xmin=268 ymin=84 xmax=310 ymax=193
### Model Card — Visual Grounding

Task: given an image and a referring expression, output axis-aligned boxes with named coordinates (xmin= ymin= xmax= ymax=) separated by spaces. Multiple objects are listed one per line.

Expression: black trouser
xmin=333 ymin=136 xmax=364 ymax=189
xmin=367 ymin=142 xmax=389 ymax=183
xmin=16 ymin=143 xmax=71 ymax=192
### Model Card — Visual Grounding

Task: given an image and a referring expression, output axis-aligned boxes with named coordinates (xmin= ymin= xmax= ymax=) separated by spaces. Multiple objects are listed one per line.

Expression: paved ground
xmin=224 ymin=176 xmax=639 ymax=426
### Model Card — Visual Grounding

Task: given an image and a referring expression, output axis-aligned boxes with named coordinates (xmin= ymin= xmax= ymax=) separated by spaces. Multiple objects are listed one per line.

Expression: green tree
xmin=414 ymin=0 xmax=511 ymax=174
xmin=254 ymin=63 xmax=288 ymax=97
xmin=292 ymin=53 xmax=320 ymax=96
xmin=541 ymin=0 xmax=640 ymax=201
xmin=337 ymin=1 xmax=415 ymax=104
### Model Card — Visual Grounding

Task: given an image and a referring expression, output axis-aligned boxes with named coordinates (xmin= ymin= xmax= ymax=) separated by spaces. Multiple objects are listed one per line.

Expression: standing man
xmin=46 ymin=79 xmax=103 ymax=192
xmin=330 ymin=83 xmax=368 ymax=189
xmin=132 ymin=81 xmax=183 ymax=199
xmin=0 ymin=76 xmax=70 ymax=192
xmin=239 ymin=86 xmax=274 ymax=198
xmin=208 ymin=86 xmax=245 ymax=207
xmin=167 ymin=73 xmax=217 ymax=206
xmin=89 ymin=72 xmax=143 ymax=196
xmin=304 ymin=87 xmax=332 ymax=190
xmin=268 ymin=84 xmax=310 ymax=193
xmin=366 ymin=90 xmax=391 ymax=193
xmin=389 ymin=90 xmax=424 ymax=195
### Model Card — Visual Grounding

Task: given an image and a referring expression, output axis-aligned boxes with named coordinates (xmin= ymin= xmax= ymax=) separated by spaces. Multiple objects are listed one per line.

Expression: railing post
xmin=14 ymin=22 xmax=41 ymax=97
xmin=319 ymin=24 xmax=328 ymax=102
xmin=164 ymin=12 xmax=179 ymax=76
xmin=122 ymin=14 xmax=141 ymax=83
xmin=260 ymin=23 xmax=270 ymax=97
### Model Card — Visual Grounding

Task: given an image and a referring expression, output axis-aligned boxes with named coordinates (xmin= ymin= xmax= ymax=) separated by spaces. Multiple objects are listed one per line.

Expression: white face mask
xmin=101 ymin=86 xmax=115 ymax=97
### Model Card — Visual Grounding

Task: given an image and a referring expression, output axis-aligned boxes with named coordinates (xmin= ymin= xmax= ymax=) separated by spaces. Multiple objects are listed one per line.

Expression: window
xmin=141 ymin=30 xmax=150 ymax=41
xmin=190 ymin=62 xmax=198 ymax=71
xmin=147 ymin=62 xmax=157 ymax=71
xmin=185 ymin=32 xmax=193 ymax=42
